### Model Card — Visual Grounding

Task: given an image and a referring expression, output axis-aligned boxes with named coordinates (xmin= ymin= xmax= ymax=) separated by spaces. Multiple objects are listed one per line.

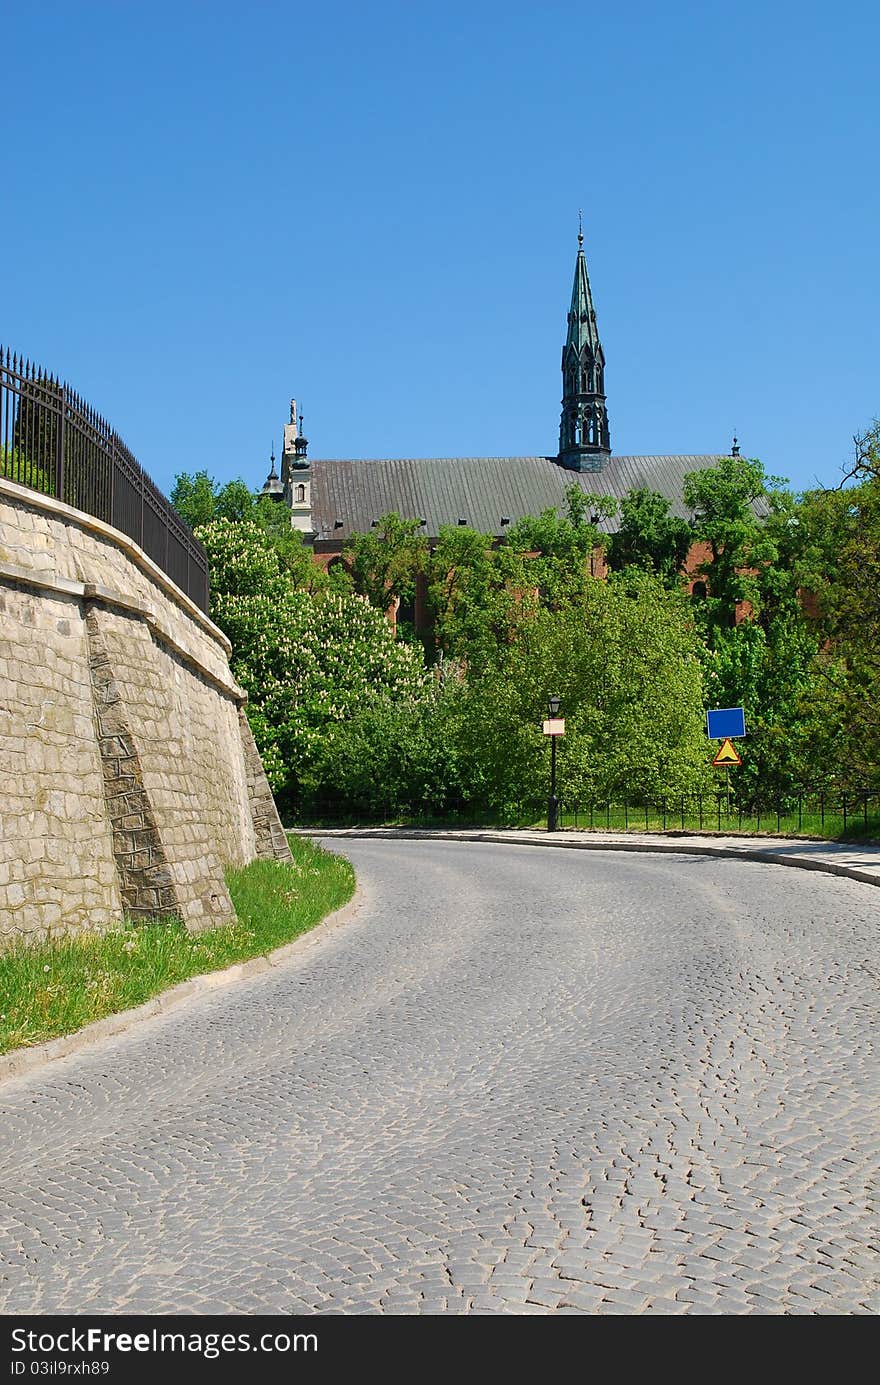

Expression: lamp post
xmin=547 ymin=695 xmax=561 ymax=832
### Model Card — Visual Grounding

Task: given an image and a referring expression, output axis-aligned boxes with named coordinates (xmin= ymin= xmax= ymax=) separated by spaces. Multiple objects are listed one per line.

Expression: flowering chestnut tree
xmin=197 ymin=517 xmax=429 ymax=807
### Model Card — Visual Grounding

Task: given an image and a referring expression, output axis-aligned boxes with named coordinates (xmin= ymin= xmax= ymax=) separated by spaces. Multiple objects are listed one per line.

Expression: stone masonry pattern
xmin=84 ymin=605 xmax=183 ymax=923
xmin=0 ymin=484 xmax=286 ymax=942
xmin=88 ymin=603 xmax=240 ymax=932
xmin=0 ymin=584 xmax=122 ymax=942
xmin=239 ymin=708 xmax=293 ymax=863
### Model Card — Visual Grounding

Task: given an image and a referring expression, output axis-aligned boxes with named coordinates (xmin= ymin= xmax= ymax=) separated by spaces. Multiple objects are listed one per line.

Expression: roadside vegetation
xmin=172 ymin=422 xmax=880 ymax=827
xmin=0 ymin=837 xmax=354 ymax=1056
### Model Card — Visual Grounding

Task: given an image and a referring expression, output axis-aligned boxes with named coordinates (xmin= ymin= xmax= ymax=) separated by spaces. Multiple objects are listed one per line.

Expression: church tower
xmin=558 ymin=225 xmax=610 ymax=470
xmin=281 ymin=398 xmax=312 ymax=535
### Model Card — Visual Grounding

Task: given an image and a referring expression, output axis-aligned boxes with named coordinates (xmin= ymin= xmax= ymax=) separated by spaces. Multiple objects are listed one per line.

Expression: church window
xmin=295 ymin=484 xmax=306 ymax=503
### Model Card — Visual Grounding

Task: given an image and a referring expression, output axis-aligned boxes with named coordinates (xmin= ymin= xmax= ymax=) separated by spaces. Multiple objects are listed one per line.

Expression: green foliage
xmin=184 ymin=436 xmax=880 ymax=822
xmin=607 ymin=487 xmax=691 ymax=584
xmin=196 ymin=511 xmax=429 ymax=808
xmin=461 ymin=570 xmax=711 ymax=808
xmin=700 ymin=617 xmax=821 ymax=799
xmin=10 ymin=376 xmax=60 ymax=484
xmin=680 ymin=455 xmax=827 ymax=803
xmin=171 ymin=470 xmax=223 ymax=528
xmin=197 ymin=515 xmax=321 ymax=597
xmin=427 ymin=525 xmax=530 ymax=673
xmin=303 ymin=677 xmax=477 ymax=819
xmin=813 ymin=422 xmax=880 ymax=787
xmin=427 ymin=490 xmax=617 ymax=676
xmin=0 ymin=445 xmax=56 ymax=496
xmin=684 ymin=455 xmax=785 ymax=627
xmin=171 ymin=469 xmax=303 ymax=542
xmin=505 ymin=487 xmax=615 ymax=611
xmin=344 ymin=512 xmax=428 ymax=611
xmin=212 ymin=588 xmax=428 ymax=808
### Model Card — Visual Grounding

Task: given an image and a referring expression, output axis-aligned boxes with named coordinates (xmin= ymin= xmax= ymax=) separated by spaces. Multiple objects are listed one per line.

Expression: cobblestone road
xmin=1 ymin=840 xmax=878 ymax=1315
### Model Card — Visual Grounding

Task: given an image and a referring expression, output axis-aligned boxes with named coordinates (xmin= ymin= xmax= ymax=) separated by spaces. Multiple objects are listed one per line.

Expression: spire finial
xmin=578 ymin=209 xmax=583 ymax=247
xmin=731 ymin=432 xmax=740 ymax=457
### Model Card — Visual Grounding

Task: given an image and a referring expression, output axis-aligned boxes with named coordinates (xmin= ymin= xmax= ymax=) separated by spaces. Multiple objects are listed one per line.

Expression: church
xmin=262 ymin=231 xmax=734 ymax=556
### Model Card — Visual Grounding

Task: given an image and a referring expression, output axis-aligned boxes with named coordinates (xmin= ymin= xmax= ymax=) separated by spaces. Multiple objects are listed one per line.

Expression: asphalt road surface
xmin=0 ymin=839 xmax=877 ymax=1315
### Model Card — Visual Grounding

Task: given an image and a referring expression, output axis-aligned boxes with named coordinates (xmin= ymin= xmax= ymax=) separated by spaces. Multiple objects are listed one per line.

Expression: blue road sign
xmin=707 ymin=707 xmax=746 ymax=740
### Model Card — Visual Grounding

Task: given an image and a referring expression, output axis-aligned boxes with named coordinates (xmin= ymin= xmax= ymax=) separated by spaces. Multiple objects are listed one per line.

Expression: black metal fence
xmin=294 ymin=788 xmax=880 ymax=840
xmin=0 ymin=349 xmax=209 ymax=612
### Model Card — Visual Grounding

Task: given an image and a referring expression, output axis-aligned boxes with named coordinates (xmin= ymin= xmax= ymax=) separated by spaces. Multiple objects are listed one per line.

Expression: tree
xmin=678 ymin=452 xmax=880 ymax=802
xmin=504 ymin=486 xmax=616 ymax=610
xmin=427 ymin=525 xmax=531 ymax=673
xmin=173 ymin=471 xmax=325 ymax=591
xmin=462 ymin=569 xmax=711 ymax=810
xmin=304 ymin=677 xmax=473 ymax=819
xmin=170 ymin=470 xmax=223 ymax=529
xmin=197 ymin=517 xmax=430 ymax=811
xmin=607 ymin=487 xmax=691 ymax=584
xmin=814 ymin=422 xmax=880 ymax=786
xmin=343 ymin=512 xmax=428 ymax=613
xmin=683 ymin=454 xmax=785 ymax=628
xmin=171 ymin=470 xmax=286 ymax=528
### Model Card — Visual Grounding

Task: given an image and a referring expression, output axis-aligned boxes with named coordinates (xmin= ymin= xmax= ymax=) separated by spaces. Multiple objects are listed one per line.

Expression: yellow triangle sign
xmin=712 ymin=737 xmax=742 ymax=767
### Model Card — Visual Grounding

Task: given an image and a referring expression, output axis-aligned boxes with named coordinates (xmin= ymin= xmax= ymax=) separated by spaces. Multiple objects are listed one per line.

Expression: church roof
xmin=310 ymin=454 xmax=730 ymax=545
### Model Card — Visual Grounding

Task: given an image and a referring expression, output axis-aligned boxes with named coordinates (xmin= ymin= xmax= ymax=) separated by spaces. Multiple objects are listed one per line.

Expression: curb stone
xmin=0 ymin=888 xmax=362 ymax=1088
xmin=291 ymin=826 xmax=880 ymax=891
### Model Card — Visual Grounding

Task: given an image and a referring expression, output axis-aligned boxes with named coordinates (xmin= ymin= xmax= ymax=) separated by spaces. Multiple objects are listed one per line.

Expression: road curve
xmin=0 ymin=839 xmax=877 ymax=1315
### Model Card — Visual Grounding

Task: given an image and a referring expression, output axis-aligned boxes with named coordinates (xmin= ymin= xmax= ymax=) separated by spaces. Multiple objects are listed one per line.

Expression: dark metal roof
xmin=310 ymin=454 xmax=735 ymax=544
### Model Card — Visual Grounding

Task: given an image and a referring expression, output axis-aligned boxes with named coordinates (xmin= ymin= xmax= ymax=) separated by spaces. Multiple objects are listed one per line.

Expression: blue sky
xmin=3 ymin=1 xmax=878 ymax=498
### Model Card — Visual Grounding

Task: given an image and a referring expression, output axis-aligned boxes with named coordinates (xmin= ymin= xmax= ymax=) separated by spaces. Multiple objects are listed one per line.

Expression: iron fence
xmin=0 ymin=348 xmax=209 ymax=612
xmin=293 ymin=788 xmax=880 ymax=840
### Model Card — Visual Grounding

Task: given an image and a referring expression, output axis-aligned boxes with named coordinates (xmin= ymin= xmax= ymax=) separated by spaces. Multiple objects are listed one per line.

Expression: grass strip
xmin=0 ymin=836 xmax=354 ymax=1056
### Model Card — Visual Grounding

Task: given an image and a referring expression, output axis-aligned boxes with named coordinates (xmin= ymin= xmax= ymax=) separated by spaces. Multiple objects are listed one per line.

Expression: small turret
xmin=260 ymin=446 xmax=284 ymax=501
xmin=281 ymin=397 xmax=313 ymax=537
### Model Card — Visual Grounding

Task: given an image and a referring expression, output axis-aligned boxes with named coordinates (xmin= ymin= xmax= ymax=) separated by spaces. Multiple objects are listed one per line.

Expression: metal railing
xmin=293 ymin=789 xmax=880 ymax=840
xmin=0 ymin=348 xmax=209 ymax=612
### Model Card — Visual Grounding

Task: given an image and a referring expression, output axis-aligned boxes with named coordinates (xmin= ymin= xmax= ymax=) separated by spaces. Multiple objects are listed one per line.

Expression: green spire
xmin=558 ymin=224 xmax=610 ymax=470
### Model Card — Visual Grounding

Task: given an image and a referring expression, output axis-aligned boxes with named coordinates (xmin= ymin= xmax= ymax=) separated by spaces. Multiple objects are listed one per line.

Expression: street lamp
xmin=547 ymin=696 xmax=561 ymax=831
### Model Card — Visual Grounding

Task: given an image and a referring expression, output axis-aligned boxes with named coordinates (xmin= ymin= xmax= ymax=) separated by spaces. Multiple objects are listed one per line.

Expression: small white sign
xmin=542 ymin=718 xmax=566 ymax=736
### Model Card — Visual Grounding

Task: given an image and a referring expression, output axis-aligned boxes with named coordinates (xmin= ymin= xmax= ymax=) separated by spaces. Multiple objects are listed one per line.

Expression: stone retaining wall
xmin=0 ymin=477 xmax=291 ymax=945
